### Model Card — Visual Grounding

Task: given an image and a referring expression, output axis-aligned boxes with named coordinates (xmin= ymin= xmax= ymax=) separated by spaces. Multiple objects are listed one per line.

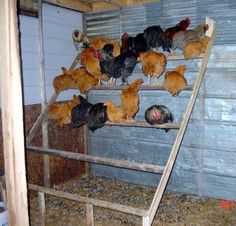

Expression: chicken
xmin=121 ymin=32 xmax=130 ymax=53
xmin=104 ymin=101 xmax=127 ymax=123
xmin=87 ymin=103 xmax=108 ymax=132
xmin=138 ymin=51 xmax=167 ymax=85
xmin=71 ymin=67 xmax=99 ymax=94
xmin=143 ymin=25 xmax=173 ymax=53
xmin=89 ymin=37 xmax=121 ymax=57
xmin=145 ymin=105 xmax=173 ymax=132
xmin=183 ymin=36 xmax=211 ymax=59
xmin=172 ymin=24 xmax=209 ymax=51
xmin=72 ymin=29 xmax=89 ymax=51
xmin=164 ymin=17 xmax=191 ymax=39
xmin=49 ymin=95 xmax=80 ymax=127
xmin=99 ymin=44 xmax=137 ymax=84
xmin=80 ymin=47 xmax=102 ymax=78
xmin=126 ymin=33 xmax=148 ymax=57
xmin=120 ymin=78 xmax=143 ymax=120
xmin=71 ymin=96 xmax=108 ymax=132
xmin=164 ymin=65 xmax=187 ymax=96
xmin=71 ymin=96 xmax=93 ymax=128
xmin=53 ymin=67 xmax=76 ymax=93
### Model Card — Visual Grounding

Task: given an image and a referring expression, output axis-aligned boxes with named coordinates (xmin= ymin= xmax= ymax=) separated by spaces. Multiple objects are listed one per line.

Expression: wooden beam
xmin=106 ymin=121 xmax=180 ymax=129
xmin=103 ymin=0 xmax=122 ymax=6
xmin=92 ymin=2 xmax=118 ymax=11
xmin=0 ymin=0 xmax=29 ymax=225
xmin=91 ymin=84 xmax=193 ymax=91
xmin=38 ymin=0 xmax=51 ymax=187
xmin=38 ymin=192 xmax=46 ymax=226
xmin=86 ymin=204 xmax=94 ymax=226
xmin=147 ymin=17 xmax=216 ymax=223
xmin=19 ymin=0 xmax=38 ymax=13
xmin=122 ymin=0 xmax=160 ymax=6
xmin=29 ymin=184 xmax=148 ymax=216
xmin=44 ymin=0 xmax=92 ymax=12
xmin=27 ymin=146 xmax=165 ymax=174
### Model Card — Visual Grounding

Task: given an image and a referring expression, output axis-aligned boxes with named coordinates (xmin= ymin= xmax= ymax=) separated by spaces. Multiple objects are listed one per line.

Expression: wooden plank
xmin=86 ymin=204 xmax=94 ymax=226
xmin=38 ymin=0 xmax=51 ymax=188
xmin=84 ymin=124 xmax=90 ymax=175
xmin=106 ymin=121 xmax=180 ymax=129
xmin=27 ymin=146 xmax=165 ymax=174
xmin=91 ymin=85 xmax=193 ymax=91
xmin=0 ymin=0 xmax=29 ymax=225
xmin=103 ymin=0 xmax=122 ymax=6
xmin=44 ymin=0 xmax=92 ymax=12
xmin=147 ymin=17 xmax=216 ymax=223
xmin=142 ymin=216 xmax=150 ymax=226
xmin=38 ymin=192 xmax=46 ymax=226
xmin=28 ymin=184 xmax=148 ymax=217
xmin=167 ymin=54 xmax=204 ymax=61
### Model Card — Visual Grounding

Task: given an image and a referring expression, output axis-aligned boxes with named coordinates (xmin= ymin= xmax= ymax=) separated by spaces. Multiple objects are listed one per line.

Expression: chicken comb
xmin=186 ymin=17 xmax=191 ymax=25
xmin=203 ymin=24 xmax=209 ymax=31
xmin=93 ymin=48 xmax=101 ymax=59
xmin=121 ymin=32 xmax=129 ymax=38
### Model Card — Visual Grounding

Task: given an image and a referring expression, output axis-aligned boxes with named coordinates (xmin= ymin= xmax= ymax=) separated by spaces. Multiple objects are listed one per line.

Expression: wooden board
xmin=0 ymin=0 xmax=29 ymax=225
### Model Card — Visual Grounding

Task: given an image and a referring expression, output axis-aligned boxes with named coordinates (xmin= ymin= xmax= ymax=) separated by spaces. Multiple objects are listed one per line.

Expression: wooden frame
xmin=0 ymin=0 xmax=29 ymax=225
xmin=26 ymin=17 xmax=215 ymax=226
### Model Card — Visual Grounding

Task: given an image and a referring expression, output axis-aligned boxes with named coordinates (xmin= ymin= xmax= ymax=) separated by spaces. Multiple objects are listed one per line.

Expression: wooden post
xmin=82 ymin=16 xmax=90 ymax=175
xmin=38 ymin=0 xmax=50 ymax=187
xmin=38 ymin=192 xmax=46 ymax=226
xmin=0 ymin=0 xmax=29 ymax=225
xmin=86 ymin=204 xmax=94 ymax=226
xmin=142 ymin=216 xmax=150 ymax=226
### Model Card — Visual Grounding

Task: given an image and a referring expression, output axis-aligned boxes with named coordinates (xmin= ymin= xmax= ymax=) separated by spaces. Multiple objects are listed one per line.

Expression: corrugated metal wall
xmin=86 ymin=0 xmax=236 ymax=200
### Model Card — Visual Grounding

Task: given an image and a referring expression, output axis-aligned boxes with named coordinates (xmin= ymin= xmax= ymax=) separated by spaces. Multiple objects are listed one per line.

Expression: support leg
xmin=142 ymin=216 xmax=150 ymax=226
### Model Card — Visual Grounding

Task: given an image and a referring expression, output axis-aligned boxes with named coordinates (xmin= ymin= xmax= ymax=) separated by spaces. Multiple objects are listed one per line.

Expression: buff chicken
xmin=138 ymin=51 xmax=167 ymax=85
xmin=120 ymin=78 xmax=143 ymax=120
xmin=164 ymin=65 xmax=187 ymax=96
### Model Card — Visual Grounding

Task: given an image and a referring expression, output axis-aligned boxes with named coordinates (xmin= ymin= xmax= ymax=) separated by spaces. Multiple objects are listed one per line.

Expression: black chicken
xmin=71 ymin=96 xmax=93 ymax=128
xmin=99 ymin=44 xmax=137 ymax=84
xmin=145 ymin=105 xmax=174 ymax=132
xmin=87 ymin=103 xmax=108 ymax=132
xmin=71 ymin=96 xmax=108 ymax=132
xmin=126 ymin=33 xmax=148 ymax=57
xmin=143 ymin=25 xmax=173 ymax=53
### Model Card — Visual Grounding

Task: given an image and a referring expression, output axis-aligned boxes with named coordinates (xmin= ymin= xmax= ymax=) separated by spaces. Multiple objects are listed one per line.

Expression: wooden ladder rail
xmin=26 ymin=50 xmax=81 ymax=146
xmin=144 ymin=17 xmax=216 ymax=226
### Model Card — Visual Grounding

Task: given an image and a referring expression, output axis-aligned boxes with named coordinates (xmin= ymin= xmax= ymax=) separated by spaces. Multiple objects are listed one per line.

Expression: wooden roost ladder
xmin=27 ymin=17 xmax=215 ymax=226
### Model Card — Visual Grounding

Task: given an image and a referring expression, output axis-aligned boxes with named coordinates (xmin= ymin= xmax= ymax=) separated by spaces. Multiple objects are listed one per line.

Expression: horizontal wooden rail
xmin=27 ymin=146 xmax=165 ymax=174
xmin=28 ymin=184 xmax=148 ymax=217
xmin=167 ymin=53 xmax=204 ymax=61
xmin=91 ymin=85 xmax=193 ymax=91
xmin=106 ymin=121 xmax=180 ymax=129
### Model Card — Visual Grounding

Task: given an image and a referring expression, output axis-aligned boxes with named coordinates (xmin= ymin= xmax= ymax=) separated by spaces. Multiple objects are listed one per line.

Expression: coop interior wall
xmin=87 ymin=0 xmax=236 ymax=200
xmin=0 ymin=3 xmax=85 ymax=185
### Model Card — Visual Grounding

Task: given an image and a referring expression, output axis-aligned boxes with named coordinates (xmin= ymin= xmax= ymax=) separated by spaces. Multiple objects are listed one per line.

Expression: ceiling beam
xmin=103 ymin=0 xmax=122 ymax=7
xmin=44 ymin=0 xmax=92 ymax=12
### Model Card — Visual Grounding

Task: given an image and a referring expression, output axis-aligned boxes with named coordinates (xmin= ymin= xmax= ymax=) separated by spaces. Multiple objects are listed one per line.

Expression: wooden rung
xmin=28 ymin=184 xmax=148 ymax=217
xmin=106 ymin=121 xmax=180 ymax=129
xmin=167 ymin=53 xmax=204 ymax=61
xmin=86 ymin=204 xmax=94 ymax=226
xmin=27 ymin=146 xmax=165 ymax=174
xmin=38 ymin=192 xmax=46 ymax=226
xmin=91 ymin=85 xmax=193 ymax=91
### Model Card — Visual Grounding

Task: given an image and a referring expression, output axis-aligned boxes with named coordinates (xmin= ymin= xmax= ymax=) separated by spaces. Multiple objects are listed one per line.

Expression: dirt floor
xmin=29 ymin=175 xmax=236 ymax=226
